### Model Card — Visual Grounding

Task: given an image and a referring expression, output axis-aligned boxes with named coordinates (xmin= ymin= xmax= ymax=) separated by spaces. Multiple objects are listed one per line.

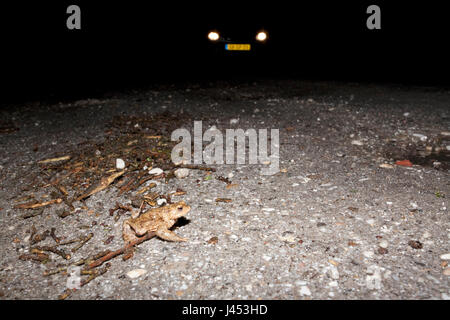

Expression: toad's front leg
xmin=155 ymin=227 xmax=188 ymax=242
xmin=122 ymin=220 xmax=140 ymax=243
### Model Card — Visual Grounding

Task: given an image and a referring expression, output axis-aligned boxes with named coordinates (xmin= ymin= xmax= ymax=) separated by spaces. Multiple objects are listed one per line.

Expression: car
xmin=205 ymin=25 xmax=269 ymax=56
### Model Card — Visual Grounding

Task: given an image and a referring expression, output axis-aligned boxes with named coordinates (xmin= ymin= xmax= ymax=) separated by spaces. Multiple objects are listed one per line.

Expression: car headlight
xmin=256 ymin=31 xmax=267 ymax=42
xmin=207 ymin=31 xmax=220 ymax=41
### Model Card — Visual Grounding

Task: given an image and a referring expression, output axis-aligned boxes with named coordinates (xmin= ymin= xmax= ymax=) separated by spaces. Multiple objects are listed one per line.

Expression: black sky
xmin=2 ymin=1 xmax=449 ymax=103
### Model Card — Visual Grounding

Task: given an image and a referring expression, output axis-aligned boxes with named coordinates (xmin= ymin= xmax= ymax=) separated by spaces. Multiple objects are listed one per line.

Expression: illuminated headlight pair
xmin=207 ymin=31 xmax=268 ymax=42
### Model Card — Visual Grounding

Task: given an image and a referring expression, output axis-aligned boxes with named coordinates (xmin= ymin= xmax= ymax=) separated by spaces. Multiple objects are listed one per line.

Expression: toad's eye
xmin=177 ymin=206 xmax=183 ymax=211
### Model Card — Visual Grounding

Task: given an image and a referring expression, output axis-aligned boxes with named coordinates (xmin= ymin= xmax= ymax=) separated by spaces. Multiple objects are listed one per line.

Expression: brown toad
xmin=122 ymin=201 xmax=190 ymax=243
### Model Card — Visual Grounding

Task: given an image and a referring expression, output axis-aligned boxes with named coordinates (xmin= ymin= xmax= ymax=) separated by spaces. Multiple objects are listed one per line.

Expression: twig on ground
xmin=71 ymin=233 xmax=94 ymax=253
xmin=87 ymin=232 xmax=156 ymax=269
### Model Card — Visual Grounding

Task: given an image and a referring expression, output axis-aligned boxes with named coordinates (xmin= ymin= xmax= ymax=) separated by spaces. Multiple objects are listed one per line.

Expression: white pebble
xmin=351 ymin=140 xmax=364 ymax=146
xmin=148 ymin=168 xmax=163 ymax=175
xmin=230 ymin=118 xmax=239 ymax=124
xmin=126 ymin=269 xmax=147 ymax=279
xmin=174 ymin=168 xmax=190 ymax=179
xmin=412 ymin=133 xmax=427 ymax=141
xmin=329 ymin=281 xmax=339 ymax=287
xmin=157 ymin=198 xmax=167 ymax=206
xmin=440 ymin=253 xmax=450 ymax=260
xmin=379 ymin=240 xmax=389 ymax=248
xmin=116 ymin=158 xmax=126 ymax=169
xmin=299 ymin=286 xmax=311 ymax=296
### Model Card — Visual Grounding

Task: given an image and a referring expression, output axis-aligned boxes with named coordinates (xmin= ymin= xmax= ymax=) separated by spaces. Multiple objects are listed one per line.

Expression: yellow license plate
xmin=225 ymin=44 xmax=251 ymax=51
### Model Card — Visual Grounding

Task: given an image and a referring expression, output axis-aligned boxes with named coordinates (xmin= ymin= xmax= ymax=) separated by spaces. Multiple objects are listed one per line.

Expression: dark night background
xmin=2 ymin=1 xmax=449 ymax=103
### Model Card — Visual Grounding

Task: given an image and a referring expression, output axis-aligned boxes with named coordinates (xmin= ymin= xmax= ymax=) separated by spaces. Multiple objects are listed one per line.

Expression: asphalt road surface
xmin=0 ymin=80 xmax=449 ymax=299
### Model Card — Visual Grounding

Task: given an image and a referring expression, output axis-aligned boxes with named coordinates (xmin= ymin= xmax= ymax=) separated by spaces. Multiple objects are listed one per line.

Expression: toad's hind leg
xmin=156 ymin=227 xmax=188 ymax=242
xmin=122 ymin=221 xmax=139 ymax=243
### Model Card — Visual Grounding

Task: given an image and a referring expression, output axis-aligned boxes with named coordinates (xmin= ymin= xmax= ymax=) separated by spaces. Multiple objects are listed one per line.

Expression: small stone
xmin=230 ymin=118 xmax=239 ymax=125
xmin=440 ymin=253 xmax=450 ymax=260
xmin=443 ymin=268 xmax=450 ymax=276
xmin=351 ymin=140 xmax=364 ymax=146
xmin=148 ymin=168 xmax=163 ymax=175
xmin=262 ymin=255 xmax=272 ymax=262
xmin=403 ymin=112 xmax=410 ymax=117
xmin=157 ymin=198 xmax=167 ymax=206
xmin=363 ymin=250 xmax=374 ymax=258
xmin=174 ymin=168 xmax=190 ymax=179
xmin=379 ymin=240 xmax=389 ymax=249
xmin=395 ymin=160 xmax=413 ymax=167
xmin=377 ymin=247 xmax=388 ymax=255
xmin=408 ymin=240 xmax=423 ymax=249
xmin=412 ymin=133 xmax=427 ymax=141
xmin=207 ymin=236 xmax=219 ymax=244
xmin=116 ymin=158 xmax=126 ymax=170
xmin=379 ymin=163 xmax=394 ymax=169
xmin=279 ymin=231 xmax=296 ymax=243
xmin=433 ymin=161 xmax=442 ymax=168
xmin=126 ymin=269 xmax=147 ymax=279
xmin=329 ymin=281 xmax=339 ymax=287
xmin=299 ymin=286 xmax=311 ymax=296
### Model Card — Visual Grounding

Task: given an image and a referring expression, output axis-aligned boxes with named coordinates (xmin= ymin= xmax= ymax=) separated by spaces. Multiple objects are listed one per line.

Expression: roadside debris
xmin=174 ymin=168 xmax=190 ymax=179
xmin=395 ymin=160 xmax=413 ymax=167
xmin=116 ymin=158 xmax=126 ymax=169
xmin=408 ymin=240 xmax=423 ymax=249
xmin=14 ymin=198 xmax=62 ymax=209
xmin=38 ymin=156 xmax=71 ymax=164
xmin=76 ymin=170 xmax=125 ymax=201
